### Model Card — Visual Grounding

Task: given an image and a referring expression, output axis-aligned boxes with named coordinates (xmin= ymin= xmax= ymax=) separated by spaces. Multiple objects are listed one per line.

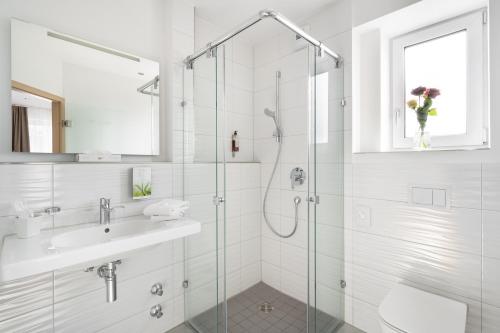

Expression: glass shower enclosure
xmin=181 ymin=12 xmax=344 ymax=333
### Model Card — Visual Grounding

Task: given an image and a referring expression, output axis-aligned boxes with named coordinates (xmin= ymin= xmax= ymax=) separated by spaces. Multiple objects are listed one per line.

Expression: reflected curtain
xmin=12 ymin=105 xmax=30 ymax=152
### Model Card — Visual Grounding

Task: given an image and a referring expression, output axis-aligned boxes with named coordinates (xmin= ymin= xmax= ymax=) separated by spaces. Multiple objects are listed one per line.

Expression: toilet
xmin=378 ymin=283 xmax=467 ymax=333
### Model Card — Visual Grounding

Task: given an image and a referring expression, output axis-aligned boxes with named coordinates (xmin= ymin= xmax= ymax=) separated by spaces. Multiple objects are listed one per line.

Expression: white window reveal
xmin=392 ymin=9 xmax=488 ymax=150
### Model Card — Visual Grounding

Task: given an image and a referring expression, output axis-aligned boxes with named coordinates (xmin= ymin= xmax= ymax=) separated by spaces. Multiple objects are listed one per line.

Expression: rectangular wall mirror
xmin=10 ymin=18 xmax=160 ymax=156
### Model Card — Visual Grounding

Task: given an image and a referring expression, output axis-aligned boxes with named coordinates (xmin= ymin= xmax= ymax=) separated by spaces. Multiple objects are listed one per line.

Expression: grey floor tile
xmin=169 ymin=282 xmax=356 ymax=333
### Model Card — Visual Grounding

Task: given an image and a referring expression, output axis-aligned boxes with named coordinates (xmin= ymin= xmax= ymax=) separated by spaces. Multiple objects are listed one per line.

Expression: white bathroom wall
xmin=346 ymin=1 xmax=500 ymax=332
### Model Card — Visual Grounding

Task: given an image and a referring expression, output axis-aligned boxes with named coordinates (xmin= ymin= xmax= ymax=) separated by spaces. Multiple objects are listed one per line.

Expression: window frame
xmin=392 ymin=9 xmax=489 ymax=150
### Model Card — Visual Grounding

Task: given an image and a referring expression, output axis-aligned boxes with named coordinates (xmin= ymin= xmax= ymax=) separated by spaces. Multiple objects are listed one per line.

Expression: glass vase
xmin=413 ymin=127 xmax=431 ymax=150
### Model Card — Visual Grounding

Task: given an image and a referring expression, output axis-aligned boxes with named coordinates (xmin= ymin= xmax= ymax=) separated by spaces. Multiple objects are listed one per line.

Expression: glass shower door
xmin=308 ymin=46 xmax=345 ymax=332
xmin=184 ymin=44 xmax=226 ymax=333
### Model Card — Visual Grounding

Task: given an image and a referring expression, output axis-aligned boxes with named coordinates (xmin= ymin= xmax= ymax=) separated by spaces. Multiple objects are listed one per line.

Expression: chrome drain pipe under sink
xmin=97 ymin=260 xmax=121 ymax=303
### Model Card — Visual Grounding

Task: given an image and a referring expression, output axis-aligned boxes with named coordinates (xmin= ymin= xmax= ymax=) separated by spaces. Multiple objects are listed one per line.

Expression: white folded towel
xmin=143 ymin=199 xmax=189 ymax=217
xmin=150 ymin=215 xmax=181 ymax=222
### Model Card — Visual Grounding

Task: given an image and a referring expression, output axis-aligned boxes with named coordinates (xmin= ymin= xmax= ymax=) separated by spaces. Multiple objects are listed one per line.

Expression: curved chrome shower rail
xmin=184 ymin=9 xmax=341 ymax=69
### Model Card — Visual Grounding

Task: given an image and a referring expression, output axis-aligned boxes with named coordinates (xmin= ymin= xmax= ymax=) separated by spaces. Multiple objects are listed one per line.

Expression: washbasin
xmin=51 ymin=219 xmax=163 ymax=248
xmin=0 ymin=218 xmax=201 ymax=281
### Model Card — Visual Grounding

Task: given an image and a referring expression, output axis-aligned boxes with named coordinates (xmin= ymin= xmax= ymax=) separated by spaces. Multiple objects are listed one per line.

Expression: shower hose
xmin=262 ymin=140 xmax=301 ymax=238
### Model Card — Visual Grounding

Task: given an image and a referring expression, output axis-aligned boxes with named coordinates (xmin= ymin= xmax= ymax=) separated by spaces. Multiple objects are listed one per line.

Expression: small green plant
xmin=133 ymin=183 xmax=152 ymax=198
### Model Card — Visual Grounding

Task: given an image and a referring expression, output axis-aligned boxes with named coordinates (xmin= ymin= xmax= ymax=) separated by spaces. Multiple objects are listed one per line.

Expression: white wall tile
xmin=228 ymin=88 xmax=253 ymax=116
xmin=241 ymin=237 xmax=261 ymax=267
xmin=240 ymin=262 xmax=261 ymax=290
xmin=483 ymin=163 xmax=500 ymax=211
xmin=54 ymin=266 xmax=175 ymax=332
xmin=317 ymin=284 xmax=344 ymax=318
xmin=98 ymin=298 xmax=180 ymax=333
xmin=352 ymin=231 xmax=481 ymax=302
xmin=239 ymin=163 xmax=260 ymax=189
xmin=241 ymin=213 xmax=260 ymax=240
xmin=53 ymin=164 xmax=121 ymax=210
xmin=262 ymin=262 xmax=281 ymax=291
xmin=483 ymin=209 xmax=500 ymax=259
xmin=483 ymin=256 xmax=500 ymax=308
xmin=483 ymin=304 xmax=500 ymax=333
xmin=261 ymin=237 xmax=280 ymax=267
xmin=0 ymin=164 xmax=52 ymax=215
xmin=353 ymin=163 xmax=481 ymax=208
xmin=280 ymin=269 xmax=307 ymax=303
xmin=352 ymin=197 xmax=482 ymax=255
xmin=281 ymin=243 xmax=307 ymax=277
xmin=0 ymin=273 xmax=53 ymax=322
xmin=0 ymin=304 xmax=53 ymax=332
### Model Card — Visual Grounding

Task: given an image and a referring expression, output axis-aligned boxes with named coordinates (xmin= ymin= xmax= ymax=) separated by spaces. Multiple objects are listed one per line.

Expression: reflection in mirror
xmin=11 ymin=18 xmax=160 ymax=155
xmin=11 ymin=84 xmax=63 ymax=153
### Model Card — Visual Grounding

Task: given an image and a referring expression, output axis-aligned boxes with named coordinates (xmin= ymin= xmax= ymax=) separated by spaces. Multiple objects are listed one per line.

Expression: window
xmin=392 ymin=9 xmax=488 ymax=149
xmin=28 ymin=107 xmax=53 ymax=153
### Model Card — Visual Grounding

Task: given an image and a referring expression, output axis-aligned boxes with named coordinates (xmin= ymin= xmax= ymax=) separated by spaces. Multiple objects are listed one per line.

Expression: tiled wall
xmin=191 ymin=16 xmax=254 ymax=162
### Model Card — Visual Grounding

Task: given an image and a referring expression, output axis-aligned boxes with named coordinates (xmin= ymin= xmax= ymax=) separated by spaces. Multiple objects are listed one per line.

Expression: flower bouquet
xmin=407 ymin=86 xmax=440 ymax=150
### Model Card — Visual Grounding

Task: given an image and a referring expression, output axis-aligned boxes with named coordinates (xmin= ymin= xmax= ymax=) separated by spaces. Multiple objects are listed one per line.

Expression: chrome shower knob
xmin=290 ymin=167 xmax=305 ymax=189
xmin=150 ymin=304 xmax=163 ymax=318
xmin=150 ymin=283 xmax=164 ymax=296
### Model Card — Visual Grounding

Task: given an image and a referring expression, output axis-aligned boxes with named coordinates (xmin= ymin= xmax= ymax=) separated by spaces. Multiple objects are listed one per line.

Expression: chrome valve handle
xmin=150 ymin=304 xmax=163 ymax=319
xmin=150 ymin=283 xmax=164 ymax=296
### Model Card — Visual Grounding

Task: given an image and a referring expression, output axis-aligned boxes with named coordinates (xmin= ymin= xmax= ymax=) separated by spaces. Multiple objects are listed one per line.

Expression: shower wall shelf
xmin=0 ymin=218 xmax=201 ymax=281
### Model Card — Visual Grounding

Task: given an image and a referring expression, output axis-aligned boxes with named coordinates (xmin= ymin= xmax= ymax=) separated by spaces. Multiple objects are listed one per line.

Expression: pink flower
xmin=411 ymin=86 xmax=427 ymax=96
xmin=426 ymin=88 xmax=440 ymax=99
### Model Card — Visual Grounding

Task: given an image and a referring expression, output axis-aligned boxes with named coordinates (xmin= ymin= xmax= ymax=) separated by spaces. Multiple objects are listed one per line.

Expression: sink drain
xmin=259 ymin=302 xmax=274 ymax=313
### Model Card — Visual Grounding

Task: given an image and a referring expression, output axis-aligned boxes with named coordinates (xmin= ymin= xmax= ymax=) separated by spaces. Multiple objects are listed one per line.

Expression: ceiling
xmin=192 ymin=0 xmax=338 ymax=43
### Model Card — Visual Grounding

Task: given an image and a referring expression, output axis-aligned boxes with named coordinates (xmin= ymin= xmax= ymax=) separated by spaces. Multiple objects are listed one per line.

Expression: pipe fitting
xmin=259 ymin=9 xmax=278 ymax=18
xmin=97 ymin=260 xmax=121 ymax=303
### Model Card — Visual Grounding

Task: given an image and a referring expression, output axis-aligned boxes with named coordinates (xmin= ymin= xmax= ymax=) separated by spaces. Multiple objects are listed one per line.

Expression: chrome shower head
xmin=264 ymin=108 xmax=281 ymax=141
xmin=264 ymin=108 xmax=276 ymax=119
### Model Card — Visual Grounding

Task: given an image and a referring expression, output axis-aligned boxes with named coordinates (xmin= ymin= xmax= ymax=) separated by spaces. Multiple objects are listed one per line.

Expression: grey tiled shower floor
xmin=172 ymin=282 xmax=352 ymax=333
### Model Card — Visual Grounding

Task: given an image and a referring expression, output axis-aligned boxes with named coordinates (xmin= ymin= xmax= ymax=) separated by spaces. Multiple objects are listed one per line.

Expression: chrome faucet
xmin=99 ymin=198 xmax=123 ymax=225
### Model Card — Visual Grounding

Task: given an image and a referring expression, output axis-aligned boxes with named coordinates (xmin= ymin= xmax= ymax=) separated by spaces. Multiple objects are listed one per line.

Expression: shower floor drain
xmin=259 ymin=302 xmax=274 ymax=313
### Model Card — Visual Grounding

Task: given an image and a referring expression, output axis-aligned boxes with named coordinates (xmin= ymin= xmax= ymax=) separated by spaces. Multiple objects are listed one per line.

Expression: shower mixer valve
xmin=290 ymin=167 xmax=305 ymax=189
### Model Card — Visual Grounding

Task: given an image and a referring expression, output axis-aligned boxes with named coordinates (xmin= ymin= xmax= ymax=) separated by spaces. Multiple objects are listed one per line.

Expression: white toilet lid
xmin=378 ymin=284 xmax=467 ymax=333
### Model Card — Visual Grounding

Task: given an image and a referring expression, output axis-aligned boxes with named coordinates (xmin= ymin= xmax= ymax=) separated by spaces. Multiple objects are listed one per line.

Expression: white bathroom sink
xmin=0 ymin=218 xmax=201 ymax=281
xmin=51 ymin=219 xmax=164 ymax=248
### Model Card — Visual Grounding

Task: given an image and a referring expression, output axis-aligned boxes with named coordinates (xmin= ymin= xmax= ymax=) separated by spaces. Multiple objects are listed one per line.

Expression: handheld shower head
xmin=264 ymin=108 xmax=276 ymax=119
xmin=264 ymin=108 xmax=281 ymax=141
